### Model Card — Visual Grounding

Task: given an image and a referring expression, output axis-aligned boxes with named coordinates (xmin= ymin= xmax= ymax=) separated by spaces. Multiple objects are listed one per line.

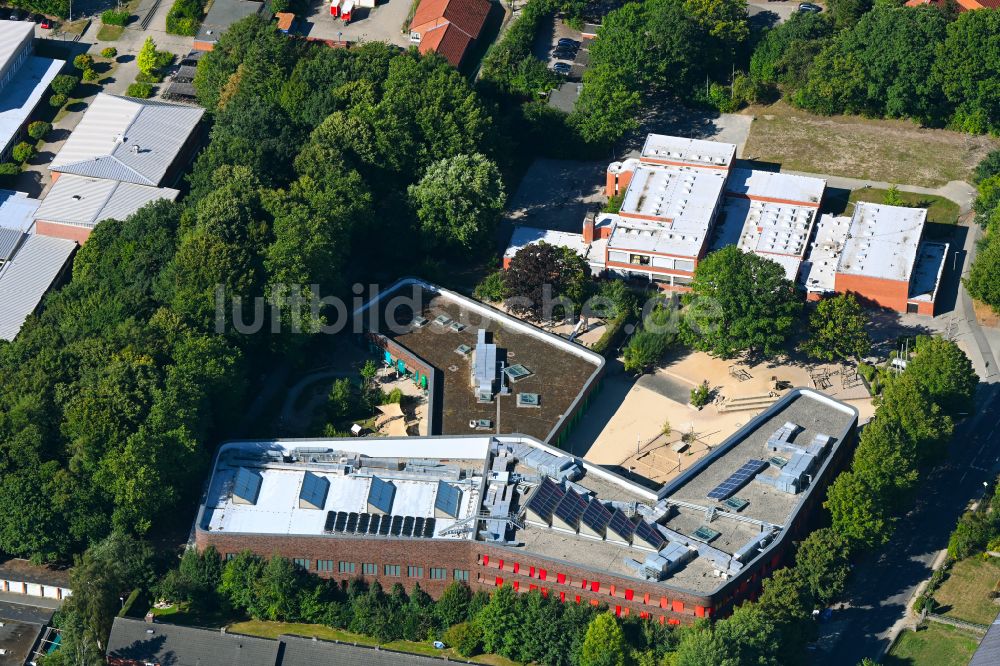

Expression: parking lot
xmin=533 ymin=18 xmax=589 ymax=111
xmin=298 ymin=0 xmax=412 ymax=46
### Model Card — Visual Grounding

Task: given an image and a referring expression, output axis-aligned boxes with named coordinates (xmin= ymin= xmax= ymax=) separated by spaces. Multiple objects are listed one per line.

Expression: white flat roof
xmin=607 ymin=216 xmax=706 ymax=259
xmin=837 ymin=202 xmax=926 ymax=282
xmin=504 ymin=226 xmax=589 ymax=260
xmin=800 ymin=214 xmax=850 ymax=293
xmin=620 ymin=165 xmax=725 ymax=224
xmin=726 ymin=169 xmax=826 ymax=206
xmin=909 ymin=241 xmax=948 ymax=302
xmin=640 ymin=134 xmax=736 ymax=169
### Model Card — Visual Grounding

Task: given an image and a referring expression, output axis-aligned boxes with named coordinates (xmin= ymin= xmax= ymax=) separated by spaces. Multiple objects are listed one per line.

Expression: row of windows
xmin=268 ymin=557 xmax=467 ymax=582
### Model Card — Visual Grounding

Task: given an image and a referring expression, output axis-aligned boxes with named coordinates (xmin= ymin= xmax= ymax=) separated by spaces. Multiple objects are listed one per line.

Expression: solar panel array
xmin=324 ymin=511 xmax=436 ymax=538
xmin=232 ymin=467 xmax=262 ymax=505
xmin=367 ymin=476 xmax=396 ymax=514
xmin=633 ymin=519 xmax=666 ymax=550
xmin=707 ymin=459 xmax=769 ymax=500
xmin=581 ymin=499 xmax=613 ymax=535
xmin=526 ymin=478 xmax=565 ymax=521
xmin=553 ymin=489 xmax=588 ymax=528
xmin=608 ymin=509 xmax=637 ymax=541
xmin=299 ymin=471 xmax=330 ymax=509
xmin=435 ymin=481 xmax=463 ymax=518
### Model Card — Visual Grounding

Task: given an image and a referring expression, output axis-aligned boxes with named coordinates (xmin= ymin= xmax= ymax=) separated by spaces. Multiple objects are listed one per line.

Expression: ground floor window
xmin=454 ymin=569 xmax=470 ymax=582
xmin=385 ymin=564 xmax=401 ymax=577
xmin=293 ymin=558 xmax=311 ymax=570
xmin=408 ymin=566 xmax=423 ymax=578
xmin=430 ymin=568 xmax=447 ymax=580
xmin=316 ymin=560 xmax=334 ymax=572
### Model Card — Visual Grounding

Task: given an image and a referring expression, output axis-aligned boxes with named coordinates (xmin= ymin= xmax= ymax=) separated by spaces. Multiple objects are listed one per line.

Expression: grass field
xmin=824 ymin=187 xmax=961 ymax=225
xmin=885 ymin=623 xmax=979 ymax=666
xmin=934 ymin=557 xmax=1000 ymax=625
xmin=228 ymin=620 xmax=517 ymax=665
xmin=742 ymin=101 xmax=1000 ymax=188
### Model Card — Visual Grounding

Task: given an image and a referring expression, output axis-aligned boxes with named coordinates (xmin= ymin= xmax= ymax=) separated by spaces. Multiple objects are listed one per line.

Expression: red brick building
xmin=195 ymin=390 xmax=857 ymax=624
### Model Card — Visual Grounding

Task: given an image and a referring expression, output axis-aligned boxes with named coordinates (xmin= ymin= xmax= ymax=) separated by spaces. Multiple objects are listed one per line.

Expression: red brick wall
xmin=834 ymin=273 xmax=909 ymax=312
xmin=34 ymin=220 xmax=91 ymax=244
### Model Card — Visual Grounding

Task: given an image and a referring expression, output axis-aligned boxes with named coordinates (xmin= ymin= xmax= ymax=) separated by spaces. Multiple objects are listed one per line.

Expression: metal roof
xmin=0 ymin=189 xmax=40 ymax=232
xmin=32 ymin=174 xmax=178 ymax=229
xmin=0 ymin=55 xmax=64 ymax=156
xmin=0 ymin=234 xmax=76 ymax=341
xmin=0 ymin=227 xmax=25 ymax=262
xmin=50 ymin=94 xmax=204 ymax=186
xmin=0 ymin=21 xmax=33 ymax=75
xmin=971 ymin=615 xmax=1000 ymax=666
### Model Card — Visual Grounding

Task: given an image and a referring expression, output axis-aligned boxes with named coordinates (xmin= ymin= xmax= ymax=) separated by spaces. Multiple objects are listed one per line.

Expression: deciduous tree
xmin=801 ymin=293 xmax=871 ymax=361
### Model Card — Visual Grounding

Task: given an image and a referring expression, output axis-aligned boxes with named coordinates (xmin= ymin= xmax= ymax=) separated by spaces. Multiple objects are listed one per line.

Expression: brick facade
xmin=34 ymin=220 xmax=91 ymax=244
xmin=833 ymin=273 xmax=909 ymax=312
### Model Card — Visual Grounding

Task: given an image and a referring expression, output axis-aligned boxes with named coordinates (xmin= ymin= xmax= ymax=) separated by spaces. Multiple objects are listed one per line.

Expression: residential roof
xmin=905 ymin=0 xmax=1000 ymax=9
xmin=107 ymin=618 xmax=450 ymax=666
xmin=196 ymin=0 xmax=265 ymax=44
xmin=418 ymin=23 xmax=474 ymax=67
xmin=50 ymin=93 xmax=204 ymax=186
xmin=971 ymin=614 xmax=1000 ymax=666
xmin=836 ymin=202 xmax=926 ymax=283
xmin=33 ymin=175 xmax=179 ymax=230
xmin=640 ymin=134 xmax=736 ymax=169
xmin=410 ymin=0 xmax=490 ymax=38
xmin=0 ymin=53 xmax=63 ymax=155
xmin=0 ymin=234 xmax=76 ymax=341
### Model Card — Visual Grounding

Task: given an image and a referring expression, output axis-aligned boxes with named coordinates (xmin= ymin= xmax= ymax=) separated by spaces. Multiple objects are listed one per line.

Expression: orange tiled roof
xmin=418 ymin=23 xmax=474 ymax=67
xmin=410 ymin=0 xmax=490 ymax=39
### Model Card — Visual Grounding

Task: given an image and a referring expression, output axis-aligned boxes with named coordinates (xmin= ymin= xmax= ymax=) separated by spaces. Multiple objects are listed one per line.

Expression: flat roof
xmin=504 ymin=226 xmax=590 ymax=260
xmin=713 ymin=197 xmax=815 ymax=282
xmin=0 ymin=55 xmax=63 ymax=154
xmin=607 ymin=215 xmax=705 ymax=259
xmin=361 ymin=281 xmax=603 ymax=442
xmin=33 ymin=175 xmax=179 ymax=229
xmin=620 ymin=164 xmax=725 ymax=229
xmin=836 ymin=202 xmax=926 ymax=282
xmin=50 ymin=94 xmax=204 ymax=186
xmin=800 ymin=213 xmax=850 ymax=294
xmin=0 ymin=618 xmax=42 ymax=666
xmin=0 ymin=21 xmax=33 ymax=71
xmin=908 ymin=241 xmax=948 ymax=302
xmin=0 ymin=234 xmax=76 ymax=341
xmin=200 ymin=439 xmax=489 ymax=539
xmin=640 ymin=134 xmax=736 ymax=169
xmin=725 ymin=168 xmax=826 ymax=206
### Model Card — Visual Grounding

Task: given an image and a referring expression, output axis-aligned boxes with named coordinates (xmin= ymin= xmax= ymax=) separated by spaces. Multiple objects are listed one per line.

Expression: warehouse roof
xmin=33 ymin=175 xmax=179 ymax=230
xmin=0 ymin=234 xmax=76 ymax=341
xmin=50 ymin=94 xmax=204 ymax=186
xmin=836 ymin=202 xmax=926 ymax=282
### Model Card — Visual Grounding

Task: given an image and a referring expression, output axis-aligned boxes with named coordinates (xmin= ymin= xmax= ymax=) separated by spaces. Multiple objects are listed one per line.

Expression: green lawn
xmin=934 ymin=557 xmax=1000 ymax=625
xmin=150 ymin=602 xmax=238 ymax=628
xmin=823 ymin=187 xmax=961 ymax=225
xmin=228 ymin=620 xmax=517 ymax=665
xmin=885 ymin=623 xmax=979 ymax=666
xmin=96 ymin=24 xmax=124 ymax=41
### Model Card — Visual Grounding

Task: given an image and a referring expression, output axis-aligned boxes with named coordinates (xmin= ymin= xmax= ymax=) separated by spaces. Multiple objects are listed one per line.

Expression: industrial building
xmin=505 ymin=132 xmax=948 ymax=315
xmin=0 ymin=20 xmax=64 ymax=162
xmin=194 ymin=389 xmax=858 ymax=623
xmin=353 ymin=279 xmax=605 ymax=446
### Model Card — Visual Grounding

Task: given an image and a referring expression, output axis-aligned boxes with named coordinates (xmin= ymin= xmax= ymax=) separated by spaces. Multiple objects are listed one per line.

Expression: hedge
xmin=166 ymin=0 xmax=207 ymax=36
xmin=590 ymin=311 xmax=631 ymax=357
xmin=126 ymin=82 xmax=154 ymax=98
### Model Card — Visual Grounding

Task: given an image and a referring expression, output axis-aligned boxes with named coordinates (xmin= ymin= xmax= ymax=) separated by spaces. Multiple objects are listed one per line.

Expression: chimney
xmin=583 ymin=213 xmax=595 ymax=245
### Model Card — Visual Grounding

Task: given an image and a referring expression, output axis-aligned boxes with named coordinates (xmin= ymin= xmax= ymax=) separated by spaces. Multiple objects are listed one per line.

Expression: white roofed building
xmin=0 ymin=20 xmax=64 ymax=162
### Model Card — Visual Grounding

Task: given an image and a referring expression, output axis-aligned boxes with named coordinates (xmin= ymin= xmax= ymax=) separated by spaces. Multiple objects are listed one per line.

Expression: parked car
xmin=557 ymin=38 xmax=581 ymax=48
xmin=553 ymin=62 xmax=572 ymax=76
xmin=553 ymin=46 xmax=578 ymax=59
xmin=798 ymin=2 xmax=823 ymax=11
xmin=39 ymin=17 xmax=54 ymax=29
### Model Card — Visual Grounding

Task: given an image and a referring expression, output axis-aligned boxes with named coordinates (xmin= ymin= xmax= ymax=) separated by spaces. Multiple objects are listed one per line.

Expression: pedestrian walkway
xmin=785 ymin=170 xmax=977 ymax=214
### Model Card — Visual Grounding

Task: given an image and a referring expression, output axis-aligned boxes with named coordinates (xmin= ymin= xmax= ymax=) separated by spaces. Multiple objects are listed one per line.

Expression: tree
xmin=883 ymin=185 xmax=905 ymax=206
xmin=474 ymin=270 xmax=509 ymax=302
xmin=801 ymin=293 xmax=871 ymax=361
xmin=966 ymin=231 xmax=1000 ymax=314
xmin=504 ymin=242 xmax=590 ymax=320
xmin=219 ymin=551 xmax=267 ymax=615
xmin=435 ymin=581 xmax=471 ymax=629
xmin=623 ymin=330 xmax=673 ymax=374
xmin=974 ymin=150 xmax=1000 ymax=184
xmin=28 ymin=121 xmax=51 ymax=141
xmin=50 ymin=73 xmax=78 ymax=96
xmin=795 ymin=528 xmax=852 ymax=605
xmin=11 ymin=142 xmax=35 ymax=164
xmin=825 ymin=471 xmax=891 ymax=548
xmin=73 ymin=53 xmax=94 ymax=71
xmin=750 ymin=13 xmax=834 ymax=89
xmin=137 ymin=37 xmax=159 ymax=76
xmin=935 ymin=9 xmax=1000 ymax=134
xmin=906 ymin=335 xmax=977 ymax=415
xmin=683 ymin=0 xmax=749 ymax=43
xmin=476 ymin=585 xmax=521 ymax=657
xmin=579 ymin=613 xmax=627 ymax=666
xmin=407 ymin=153 xmax=506 ymax=254
xmin=683 ymin=246 xmax=801 ymax=358
xmin=826 ymin=0 xmax=873 ymax=29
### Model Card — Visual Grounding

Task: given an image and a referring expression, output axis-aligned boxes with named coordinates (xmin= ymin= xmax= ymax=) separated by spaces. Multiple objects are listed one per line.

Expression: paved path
xmin=785 ymin=169 xmax=977 ymax=213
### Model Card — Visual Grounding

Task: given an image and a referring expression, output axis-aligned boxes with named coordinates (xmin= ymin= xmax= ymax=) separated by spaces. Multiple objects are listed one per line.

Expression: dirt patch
xmin=742 ymin=101 xmax=1000 ymax=188
xmin=974 ymin=299 xmax=1000 ymax=328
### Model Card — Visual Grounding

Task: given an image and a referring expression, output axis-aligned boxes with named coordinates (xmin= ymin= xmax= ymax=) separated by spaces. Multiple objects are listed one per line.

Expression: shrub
xmin=27 ymin=121 xmax=51 ymax=141
xmin=603 ymin=193 xmax=624 ymax=213
xmin=0 ymin=163 xmax=20 ymax=177
xmin=443 ymin=622 xmax=483 ymax=658
xmin=623 ymin=329 xmax=671 ymax=374
xmin=49 ymin=93 xmax=67 ymax=108
xmin=73 ymin=54 xmax=94 ymax=71
xmin=50 ymin=74 xmax=78 ymax=96
xmin=154 ymin=50 xmax=175 ymax=70
xmin=690 ymin=381 xmax=712 ymax=409
xmin=101 ymin=47 xmax=118 ymax=58
xmin=101 ymin=9 xmax=129 ymax=25
xmin=126 ymin=82 xmax=154 ymax=98
xmin=473 ymin=270 xmax=508 ymax=302
xmin=82 ymin=67 xmax=100 ymax=82
xmin=166 ymin=0 xmax=208 ymax=36
xmin=382 ymin=388 xmax=404 ymax=404
xmin=12 ymin=142 xmax=36 ymax=164
xmin=135 ymin=71 xmax=164 ymax=84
